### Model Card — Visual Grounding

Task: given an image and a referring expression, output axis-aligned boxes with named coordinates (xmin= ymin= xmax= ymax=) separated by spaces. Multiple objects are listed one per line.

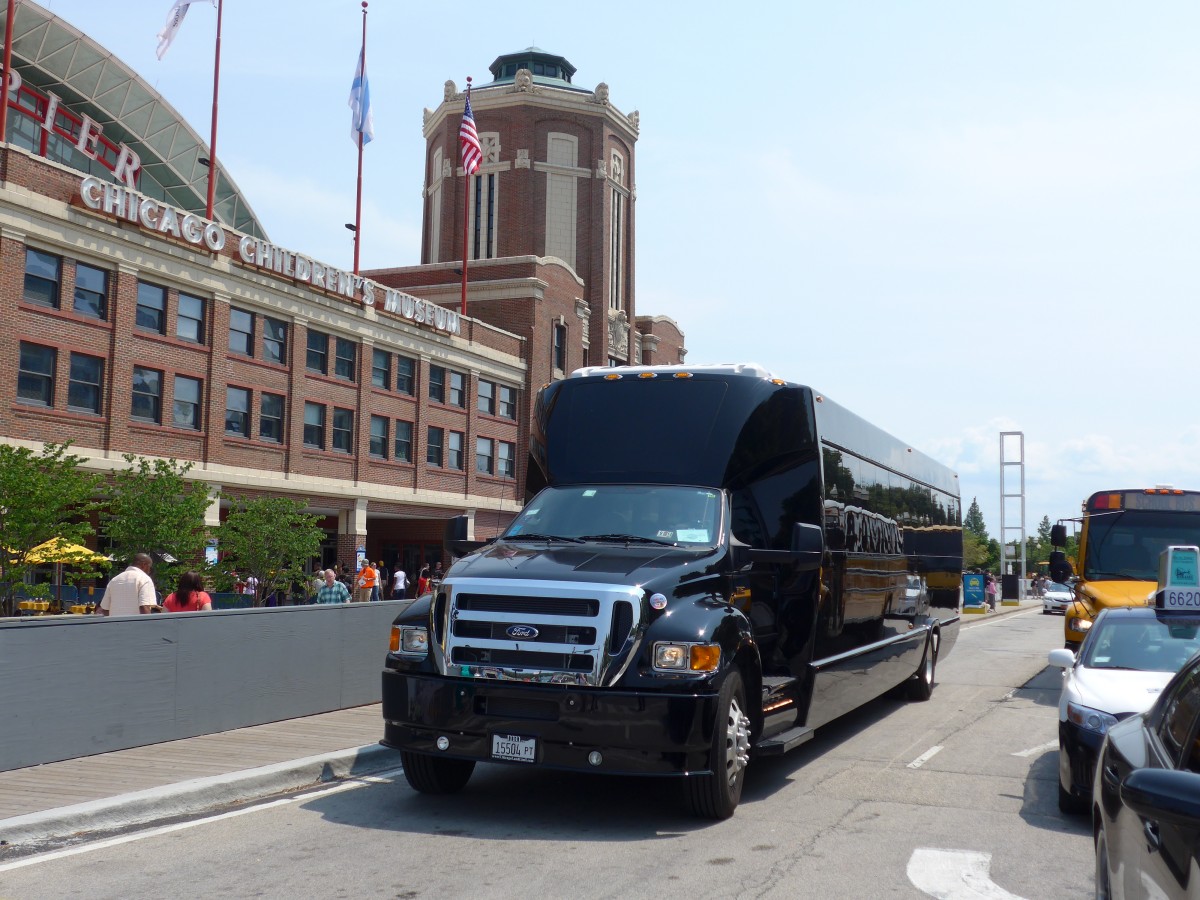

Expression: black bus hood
xmin=447 ymin=540 xmax=722 ymax=589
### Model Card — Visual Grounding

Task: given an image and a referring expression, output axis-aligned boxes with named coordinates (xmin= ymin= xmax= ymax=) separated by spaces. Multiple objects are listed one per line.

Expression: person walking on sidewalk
xmin=99 ymin=553 xmax=157 ymax=616
xmin=163 ymin=571 xmax=212 ymax=612
xmin=392 ymin=567 xmax=408 ymax=600
xmin=316 ymin=569 xmax=351 ymax=604
xmin=355 ymin=561 xmax=377 ymax=603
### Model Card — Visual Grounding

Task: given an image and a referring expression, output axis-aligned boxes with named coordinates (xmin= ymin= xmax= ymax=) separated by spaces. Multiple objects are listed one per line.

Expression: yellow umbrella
xmin=26 ymin=538 xmax=108 ymax=565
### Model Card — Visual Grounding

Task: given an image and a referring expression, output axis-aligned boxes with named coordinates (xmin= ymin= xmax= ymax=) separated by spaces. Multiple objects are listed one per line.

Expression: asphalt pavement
xmin=0 ymin=596 xmax=1041 ymax=850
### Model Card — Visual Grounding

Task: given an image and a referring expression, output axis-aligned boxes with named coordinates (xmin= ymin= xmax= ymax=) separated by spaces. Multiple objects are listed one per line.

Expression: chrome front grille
xmin=437 ymin=577 xmax=644 ymax=686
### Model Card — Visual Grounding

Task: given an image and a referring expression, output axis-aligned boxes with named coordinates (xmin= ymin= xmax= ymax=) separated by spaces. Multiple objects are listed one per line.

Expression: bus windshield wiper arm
xmin=503 ymin=533 xmax=585 ymax=543
xmin=578 ymin=533 xmax=678 ymax=546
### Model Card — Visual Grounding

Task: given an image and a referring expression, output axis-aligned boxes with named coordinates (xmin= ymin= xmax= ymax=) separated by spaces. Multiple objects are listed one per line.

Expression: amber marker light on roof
xmin=638 ymin=372 xmax=656 ymax=379
xmin=672 ymin=372 xmax=692 ymax=378
xmin=603 ymin=373 xmax=621 ymax=380
xmin=770 ymin=378 xmax=786 ymax=385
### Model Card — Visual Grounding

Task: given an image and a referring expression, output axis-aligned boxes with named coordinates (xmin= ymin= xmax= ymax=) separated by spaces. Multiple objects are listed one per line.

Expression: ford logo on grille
xmin=506 ymin=625 xmax=539 ymax=640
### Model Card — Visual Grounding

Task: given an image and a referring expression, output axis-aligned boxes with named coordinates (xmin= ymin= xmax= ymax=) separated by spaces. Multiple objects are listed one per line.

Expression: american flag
xmin=459 ymin=93 xmax=482 ymax=175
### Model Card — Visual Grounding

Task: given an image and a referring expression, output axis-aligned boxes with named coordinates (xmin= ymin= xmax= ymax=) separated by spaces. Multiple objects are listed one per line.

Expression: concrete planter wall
xmin=0 ymin=602 xmax=404 ymax=772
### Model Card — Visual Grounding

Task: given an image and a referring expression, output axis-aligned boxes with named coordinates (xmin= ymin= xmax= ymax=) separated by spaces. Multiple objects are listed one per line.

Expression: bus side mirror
xmin=791 ymin=522 xmax=824 ymax=571
xmin=1050 ymin=523 xmax=1067 ymax=547
xmin=1049 ymin=550 xmax=1073 ymax=583
xmin=445 ymin=514 xmax=488 ymax=556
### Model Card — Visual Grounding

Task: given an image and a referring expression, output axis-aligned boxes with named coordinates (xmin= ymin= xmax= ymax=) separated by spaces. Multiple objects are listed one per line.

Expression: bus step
xmin=754 ymin=726 xmax=814 ymax=756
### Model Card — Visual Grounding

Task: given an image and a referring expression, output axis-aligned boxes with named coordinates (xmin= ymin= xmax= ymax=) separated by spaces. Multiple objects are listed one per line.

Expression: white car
xmin=896 ymin=575 xmax=925 ymax=615
xmin=1047 ymin=607 xmax=1200 ymax=814
xmin=1041 ymin=581 xmax=1073 ymax=614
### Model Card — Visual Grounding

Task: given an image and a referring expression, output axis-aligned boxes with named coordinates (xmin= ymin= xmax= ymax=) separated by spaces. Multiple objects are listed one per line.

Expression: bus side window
xmin=731 ymin=490 xmax=765 ymax=548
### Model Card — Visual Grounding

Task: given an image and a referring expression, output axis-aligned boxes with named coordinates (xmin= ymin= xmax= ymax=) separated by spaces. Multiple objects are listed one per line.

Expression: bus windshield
xmin=1084 ymin=510 xmax=1200 ymax=581
xmin=504 ymin=485 xmax=724 ymax=549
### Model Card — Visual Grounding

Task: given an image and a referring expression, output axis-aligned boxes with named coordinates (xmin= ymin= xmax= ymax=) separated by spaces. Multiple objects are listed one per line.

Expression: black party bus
xmin=381 ymin=363 xmax=963 ymax=818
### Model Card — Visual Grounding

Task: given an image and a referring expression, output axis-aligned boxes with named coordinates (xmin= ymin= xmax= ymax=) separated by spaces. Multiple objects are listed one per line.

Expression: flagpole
xmin=204 ymin=0 xmax=223 ymax=222
xmin=353 ymin=1 xmax=368 ymax=276
xmin=0 ymin=0 xmax=15 ymax=149
xmin=460 ymin=77 xmax=473 ymax=317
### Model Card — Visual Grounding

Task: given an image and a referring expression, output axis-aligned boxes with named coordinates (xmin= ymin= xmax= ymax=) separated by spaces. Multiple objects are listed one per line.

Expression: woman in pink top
xmin=163 ymin=571 xmax=212 ymax=612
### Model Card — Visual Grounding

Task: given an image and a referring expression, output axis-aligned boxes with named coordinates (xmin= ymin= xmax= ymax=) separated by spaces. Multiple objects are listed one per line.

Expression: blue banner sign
xmin=963 ymin=573 xmax=986 ymax=606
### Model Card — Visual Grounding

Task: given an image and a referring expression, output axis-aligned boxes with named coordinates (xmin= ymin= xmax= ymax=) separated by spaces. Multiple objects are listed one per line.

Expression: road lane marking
xmin=908 ymin=848 xmax=1028 ymax=899
xmin=1011 ymin=740 xmax=1056 ymax=758
xmin=907 ymin=745 xmax=943 ymax=769
xmin=0 ymin=766 xmax=405 ymax=873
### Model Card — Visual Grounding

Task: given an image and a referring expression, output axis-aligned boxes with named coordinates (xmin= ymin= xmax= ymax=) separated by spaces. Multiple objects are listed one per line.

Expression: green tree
xmin=216 ymin=496 xmax=324 ymax=606
xmin=0 ymin=442 xmax=104 ymax=615
xmin=964 ymin=497 xmax=989 ymax=543
xmin=963 ymin=532 xmax=990 ymax=569
xmin=1037 ymin=515 xmax=1053 ymax=546
xmin=102 ymin=455 xmax=210 ymax=595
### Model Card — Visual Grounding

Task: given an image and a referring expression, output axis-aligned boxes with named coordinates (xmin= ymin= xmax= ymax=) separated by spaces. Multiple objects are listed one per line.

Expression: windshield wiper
xmin=578 ymin=533 xmax=678 ymax=546
xmin=502 ymin=533 xmax=585 ymax=544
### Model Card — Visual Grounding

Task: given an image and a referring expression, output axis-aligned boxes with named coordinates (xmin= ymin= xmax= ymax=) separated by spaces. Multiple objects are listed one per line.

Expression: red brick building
xmin=0 ymin=7 xmax=685 ymax=577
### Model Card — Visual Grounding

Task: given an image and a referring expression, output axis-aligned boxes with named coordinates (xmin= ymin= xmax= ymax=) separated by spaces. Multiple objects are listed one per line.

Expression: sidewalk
xmin=0 ymin=599 xmax=1042 ymax=849
xmin=0 ymin=704 xmax=398 ymax=847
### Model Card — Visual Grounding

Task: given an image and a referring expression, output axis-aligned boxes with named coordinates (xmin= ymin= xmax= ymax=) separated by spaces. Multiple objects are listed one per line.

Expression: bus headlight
xmin=391 ymin=625 xmax=429 ymax=657
xmin=1067 ymin=616 xmax=1093 ymax=634
xmin=653 ymin=642 xmax=721 ymax=672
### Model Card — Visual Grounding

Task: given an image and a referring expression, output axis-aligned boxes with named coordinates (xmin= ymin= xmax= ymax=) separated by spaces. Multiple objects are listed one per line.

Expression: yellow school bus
xmin=1052 ymin=487 xmax=1200 ymax=647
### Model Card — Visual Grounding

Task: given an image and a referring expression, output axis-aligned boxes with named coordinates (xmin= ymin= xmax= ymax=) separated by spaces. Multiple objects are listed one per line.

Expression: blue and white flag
xmin=348 ymin=46 xmax=374 ymax=146
xmin=156 ymin=0 xmax=214 ymax=61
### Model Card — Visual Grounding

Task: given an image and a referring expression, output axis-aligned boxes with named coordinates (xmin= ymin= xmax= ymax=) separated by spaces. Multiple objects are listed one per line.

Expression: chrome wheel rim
xmin=724 ymin=695 xmax=751 ymax=786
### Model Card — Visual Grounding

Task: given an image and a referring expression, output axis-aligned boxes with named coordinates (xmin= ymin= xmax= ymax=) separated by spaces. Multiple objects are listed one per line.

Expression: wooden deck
xmin=0 ymin=704 xmax=383 ymax=819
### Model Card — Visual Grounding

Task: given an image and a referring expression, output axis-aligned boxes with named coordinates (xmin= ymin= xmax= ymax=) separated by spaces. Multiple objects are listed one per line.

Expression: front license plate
xmin=491 ymin=733 xmax=537 ymax=763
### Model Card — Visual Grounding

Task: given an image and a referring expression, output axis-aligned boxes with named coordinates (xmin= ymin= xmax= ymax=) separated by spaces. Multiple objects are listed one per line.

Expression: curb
xmin=0 ymin=743 xmax=403 ymax=847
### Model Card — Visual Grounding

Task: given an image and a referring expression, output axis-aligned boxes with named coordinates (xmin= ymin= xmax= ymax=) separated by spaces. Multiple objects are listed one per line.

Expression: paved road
xmin=0 ymin=609 xmax=1091 ymax=899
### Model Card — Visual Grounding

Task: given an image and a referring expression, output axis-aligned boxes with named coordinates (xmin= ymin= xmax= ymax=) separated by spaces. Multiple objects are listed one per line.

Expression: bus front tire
xmin=399 ymin=750 xmax=475 ymax=794
xmin=905 ymin=632 xmax=937 ymax=702
xmin=684 ymin=669 xmax=751 ymax=819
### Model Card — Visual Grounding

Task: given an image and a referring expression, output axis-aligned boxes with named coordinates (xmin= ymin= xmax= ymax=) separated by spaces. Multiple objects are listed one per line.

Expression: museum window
xmin=372 ymin=348 xmax=390 ymax=389
xmin=553 ymin=323 xmax=567 ymax=372
xmin=303 ymin=402 xmax=325 ymax=449
xmin=498 ymin=441 xmax=515 ymax=478
xmin=369 ymin=415 xmax=388 ymax=458
xmin=259 ymin=393 xmax=284 ymax=443
xmin=476 ymin=437 xmax=494 ymax=475
xmin=426 ymin=425 xmax=444 ymax=467
xmin=262 ymin=317 xmax=288 ymax=364
xmin=131 ymin=366 xmax=163 ymax=424
xmin=177 ymin=293 xmax=205 ymax=343
xmin=136 ymin=282 xmax=167 ymax=334
xmin=478 ymin=381 xmax=497 ymax=417
xmin=332 ymin=407 xmax=354 ymax=453
xmin=225 ymin=386 xmax=250 ymax=437
xmin=394 ymin=420 xmax=413 ymax=463
xmin=173 ymin=375 xmax=202 ymax=430
xmin=228 ymin=308 xmax=254 ymax=356
xmin=74 ymin=263 xmax=108 ymax=319
xmin=306 ymin=330 xmax=328 ymax=374
xmin=334 ymin=338 xmax=357 ymax=381
xmin=449 ymin=370 xmax=466 ymax=408
xmin=498 ymin=385 xmax=517 ymax=420
xmin=23 ymin=249 xmax=60 ymax=307
xmin=17 ymin=341 xmax=55 ymax=406
xmin=396 ymin=355 xmax=416 ymax=395
xmin=428 ymin=365 xmax=446 ymax=403
xmin=67 ymin=353 xmax=103 ymax=414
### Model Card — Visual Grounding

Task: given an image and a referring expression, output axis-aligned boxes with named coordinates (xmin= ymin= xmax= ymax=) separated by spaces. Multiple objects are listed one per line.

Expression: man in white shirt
xmin=99 ymin=553 xmax=157 ymax=616
xmin=392 ymin=567 xmax=408 ymax=600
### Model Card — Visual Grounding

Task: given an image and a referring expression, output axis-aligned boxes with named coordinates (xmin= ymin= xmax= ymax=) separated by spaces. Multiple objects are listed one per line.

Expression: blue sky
xmin=37 ymin=1 xmax=1200 ymax=543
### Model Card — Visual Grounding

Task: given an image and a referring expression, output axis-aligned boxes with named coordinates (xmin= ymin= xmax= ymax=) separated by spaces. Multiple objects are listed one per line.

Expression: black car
xmin=1094 ymin=641 xmax=1200 ymax=897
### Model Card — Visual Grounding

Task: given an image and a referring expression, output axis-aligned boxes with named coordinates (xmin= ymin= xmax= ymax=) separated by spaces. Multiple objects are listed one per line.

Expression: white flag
xmin=156 ymin=0 xmax=215 ymax=61
xmin=348 ymin=46 xmax=374 ymax=146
